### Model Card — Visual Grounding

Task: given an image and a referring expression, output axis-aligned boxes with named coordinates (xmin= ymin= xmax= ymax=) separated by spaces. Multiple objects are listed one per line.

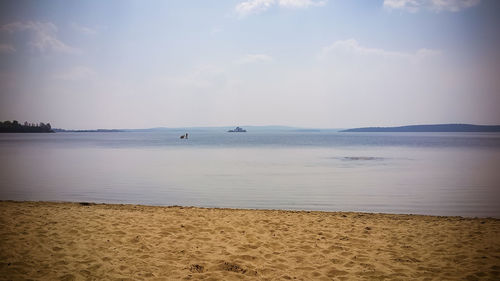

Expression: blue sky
xmin=0 ymin=0 xmax=499 ymax=129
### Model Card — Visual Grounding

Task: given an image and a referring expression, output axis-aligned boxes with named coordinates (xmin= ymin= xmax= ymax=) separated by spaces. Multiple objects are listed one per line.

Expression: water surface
xmin=1 ymin=131 xmax=499 ymax=217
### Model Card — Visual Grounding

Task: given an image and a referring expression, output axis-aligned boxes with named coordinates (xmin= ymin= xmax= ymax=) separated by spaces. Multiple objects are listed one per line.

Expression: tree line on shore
xmin=0 ymin=120 xmax=54 ymax=133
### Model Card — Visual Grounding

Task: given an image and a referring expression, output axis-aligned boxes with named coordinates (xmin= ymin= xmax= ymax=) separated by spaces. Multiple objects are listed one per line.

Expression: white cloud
xmin=52 ymin=66 xmax=96 ymax=81
xmin=234 ymin=54 xmax=274 ymax=64
xmin=383 ymin=0 xmax=480 ymax=12
xmin=236 ymin=0 xmax=274 ymax=16
xmin=0 ymin=44 xmax=16 ymax=54
xmin=1 ymin=21 xmax=80 ymax=54
xmin=416 ymin=48 xmax=442 ymax=58
xmin=319 ymin=39 xmax=441 ymax=62
xmin=320 ymin=39 xmax=408 ymax=59
xmin=70 ymin=23 xmax=97 ymax=35
xmin=278 ymin=0 xmax=327 ymax=8
xmin=235 ymin=0 xmax=326 ymax=17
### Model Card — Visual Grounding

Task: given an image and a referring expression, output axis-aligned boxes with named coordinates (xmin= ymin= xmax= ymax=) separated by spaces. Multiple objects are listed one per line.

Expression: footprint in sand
xmin=59 ymin=274 xmax=75 ymax=281
xmin=326 ymin=268 xmax=348 ymax=277
xmin=52 ymin=246 xmax=63 ymax=252
xmin=219 ymin=261 xmax=257 ymax=276
xmin=188 ymin=264 xmax=205 ymax=273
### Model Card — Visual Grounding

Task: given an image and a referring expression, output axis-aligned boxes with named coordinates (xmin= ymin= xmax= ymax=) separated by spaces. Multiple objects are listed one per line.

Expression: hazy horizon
xmin=48 ymin=122 xmax=500 ymax=131
xmin=1 ymin=0 xmax=500 ymax=129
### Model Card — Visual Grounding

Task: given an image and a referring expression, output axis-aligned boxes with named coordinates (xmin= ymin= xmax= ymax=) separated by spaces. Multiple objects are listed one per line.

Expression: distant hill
xmin=341 ymin=124 xmax=500 ymax=132
xmin=50 ymin=126 xmax=342 ymax=133
xmin=126 ymin=126 xmax=320 ymax=132
xmin=53 ymin=129 xmax=123 ymax=133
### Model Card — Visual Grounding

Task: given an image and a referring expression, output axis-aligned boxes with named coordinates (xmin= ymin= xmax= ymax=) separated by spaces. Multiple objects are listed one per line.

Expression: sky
xmin=0 ymin=0 xmax=499 ymax=129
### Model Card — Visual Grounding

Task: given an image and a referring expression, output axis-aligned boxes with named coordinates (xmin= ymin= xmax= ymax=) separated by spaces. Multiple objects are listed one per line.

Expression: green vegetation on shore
xmin=0 ymin=120 xmax=53 ymax=133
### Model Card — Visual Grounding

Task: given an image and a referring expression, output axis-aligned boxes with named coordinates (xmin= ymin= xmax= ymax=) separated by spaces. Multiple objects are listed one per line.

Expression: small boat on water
xmin=228 ymin=126 xmax=246 ymax=132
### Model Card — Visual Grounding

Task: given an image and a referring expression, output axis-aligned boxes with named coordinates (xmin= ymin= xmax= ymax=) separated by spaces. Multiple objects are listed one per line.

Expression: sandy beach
xmin=0 ymin=201 xmax=499 ymax=280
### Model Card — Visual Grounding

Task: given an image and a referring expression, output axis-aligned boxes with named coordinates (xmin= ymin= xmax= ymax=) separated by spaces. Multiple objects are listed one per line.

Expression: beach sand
xmin=0 ymin=201 xmax=499 ymax=280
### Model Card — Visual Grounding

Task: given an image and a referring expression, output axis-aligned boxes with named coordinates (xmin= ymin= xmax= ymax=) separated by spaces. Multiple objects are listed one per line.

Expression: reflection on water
xmin=340 ymin=156 xmax=385 ymax=161
xmin=0 ymin=132 xmax=499 ymax=217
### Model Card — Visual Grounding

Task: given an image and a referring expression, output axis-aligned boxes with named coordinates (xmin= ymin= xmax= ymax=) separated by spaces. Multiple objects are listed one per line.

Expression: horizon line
xmin=52 ymin=123 xmax=500 ymax=131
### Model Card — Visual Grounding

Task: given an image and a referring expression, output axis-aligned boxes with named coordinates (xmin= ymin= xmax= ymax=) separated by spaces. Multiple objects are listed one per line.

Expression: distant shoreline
xmin=53 ymin=129 xmax=124 ymax=133
xmin=0 ymin=120 xmax=54 ymax=133
xmin=341 ymin=124 xmax=500 ymax=132
xmin=2 ymin=199 xmax=497 ymax=218
xmin=3 ymin=123 xmax=500 ymax=133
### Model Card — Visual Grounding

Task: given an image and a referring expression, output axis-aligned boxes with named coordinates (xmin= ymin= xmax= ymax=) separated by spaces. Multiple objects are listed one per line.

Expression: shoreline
xmin=3 ymin=199 xmax=496 ymax=219
xmin=1 ymin=200 xmax=499 ymax=280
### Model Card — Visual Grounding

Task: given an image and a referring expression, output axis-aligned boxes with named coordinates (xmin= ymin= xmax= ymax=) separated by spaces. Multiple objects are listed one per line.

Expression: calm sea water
xmin=1 ymin=131 xmax=499 ymax=217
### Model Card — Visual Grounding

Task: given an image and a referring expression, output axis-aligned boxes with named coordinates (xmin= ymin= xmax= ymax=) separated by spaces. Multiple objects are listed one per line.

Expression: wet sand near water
xmin=0 ymin=201 xmax=499 ymax=280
